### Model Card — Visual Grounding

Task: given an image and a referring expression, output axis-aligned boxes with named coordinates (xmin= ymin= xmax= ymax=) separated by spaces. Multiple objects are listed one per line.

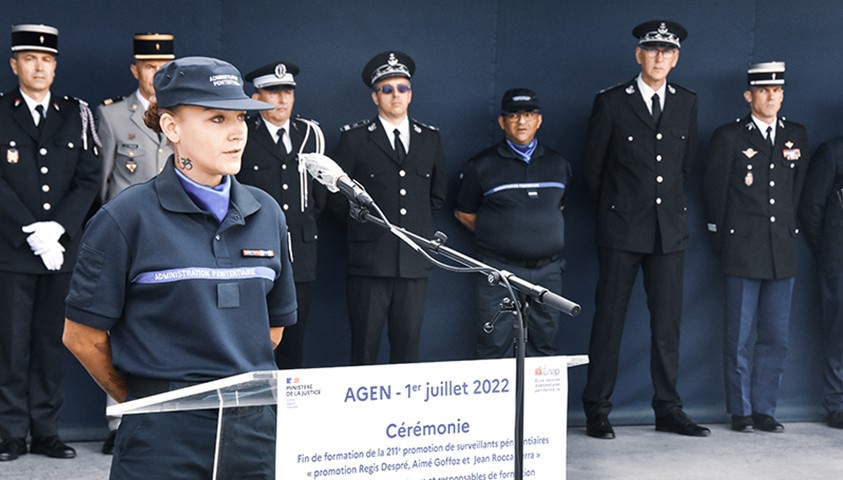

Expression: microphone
xmin=301 ymin=153 xmax=375 ymax=207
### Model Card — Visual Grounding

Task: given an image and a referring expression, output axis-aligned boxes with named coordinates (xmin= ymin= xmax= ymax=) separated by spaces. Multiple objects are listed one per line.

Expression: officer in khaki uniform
xmin=332 ymin=51 xmax=447 ymax=365
xmin=238 ymin=61 xmax=326 ymax=369
xmin=704 ymin=62 xmax=809 ymax=434
xmin=95 ymin=32 xmax=175 ymax=455
xmin=98 ymin=33 xmax=174 ymax=203
xmin=0 ymin=24 xmax=100 ymax=461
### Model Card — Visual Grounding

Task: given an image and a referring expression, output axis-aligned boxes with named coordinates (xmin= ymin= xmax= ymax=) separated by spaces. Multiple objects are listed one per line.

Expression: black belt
xmin=125 ymin=376 xmax=206 ymax=399
xmin=479 ymin=251 xmax=560 ymax=269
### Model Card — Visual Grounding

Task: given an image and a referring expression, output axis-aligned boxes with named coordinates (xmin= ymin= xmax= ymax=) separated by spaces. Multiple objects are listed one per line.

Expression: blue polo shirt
xmin=66 ymin=159 xmax=297 ymax=382
xmin=456 ymin=140 xmax=569 ymax=260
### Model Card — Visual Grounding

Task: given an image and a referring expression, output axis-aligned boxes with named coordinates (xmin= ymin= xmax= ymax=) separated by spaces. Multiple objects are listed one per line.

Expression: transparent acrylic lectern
xmin=107 ymin=370 xmax=280 ymax=480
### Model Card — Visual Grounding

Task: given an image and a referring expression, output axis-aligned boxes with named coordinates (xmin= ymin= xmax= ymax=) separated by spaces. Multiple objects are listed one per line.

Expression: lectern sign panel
xmin=276 ymin=357 xmax=574 ymax=479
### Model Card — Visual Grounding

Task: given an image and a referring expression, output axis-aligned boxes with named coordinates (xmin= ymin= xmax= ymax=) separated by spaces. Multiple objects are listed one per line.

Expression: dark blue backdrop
xmin=3 ymin=0 xmax=839 ymax=438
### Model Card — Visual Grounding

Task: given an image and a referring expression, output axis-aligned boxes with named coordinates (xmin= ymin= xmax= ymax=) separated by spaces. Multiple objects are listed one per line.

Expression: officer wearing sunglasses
xmin=331 ymin=50 xmax=447 ymax=366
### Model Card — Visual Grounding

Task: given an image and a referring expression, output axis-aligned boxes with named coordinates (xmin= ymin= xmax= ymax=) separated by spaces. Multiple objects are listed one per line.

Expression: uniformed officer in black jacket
xmin=582 ymin=20 xmax=709 ymax=439
xmin=333 ymin=51 xmax=447 ymax=365
xmin=704 ymin=62 xmax=809 ymax=434
xmin=0 ymin=24 xmax=100 ymax=461
xmin=800 ymin=134 xmax=843 ymax=430
xmin=238 ymin=60 xmax=326 ymax=369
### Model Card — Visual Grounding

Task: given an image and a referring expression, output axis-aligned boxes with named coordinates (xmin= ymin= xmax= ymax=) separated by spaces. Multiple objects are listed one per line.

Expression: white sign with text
xmin=277 ymin=356 xmax=581 ymax=479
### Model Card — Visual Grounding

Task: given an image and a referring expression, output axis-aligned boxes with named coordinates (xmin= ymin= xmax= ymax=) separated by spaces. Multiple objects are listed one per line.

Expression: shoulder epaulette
xmin=340 ymin=119 xmax=370 ymax=132
xmin=101 ymin=95 xmax=126 ymax=106
xmin=668 ymin=83 xmax=696 ymax=95
xmin=62 ymin=95 xmax=86 ymax=105
xmin=295 ymin=115 xmax=319 ymax=126
xmin=412 ymin=119 xmax=439 ymax=131
xmin=597 ymin=82 xmax=625 ymax=95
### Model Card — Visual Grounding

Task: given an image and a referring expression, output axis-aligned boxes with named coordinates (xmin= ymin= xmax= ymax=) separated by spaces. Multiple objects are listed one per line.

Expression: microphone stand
xmin=345 ymin=200 xmax=580 ymax=480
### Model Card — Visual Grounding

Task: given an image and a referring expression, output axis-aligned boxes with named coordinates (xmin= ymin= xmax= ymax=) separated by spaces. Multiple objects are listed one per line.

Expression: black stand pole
xmin=346 ymin=201 xmax=580 ymax=480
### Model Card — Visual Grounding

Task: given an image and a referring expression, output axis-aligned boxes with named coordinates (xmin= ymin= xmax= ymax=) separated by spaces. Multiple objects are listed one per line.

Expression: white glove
xmin=38 ymin=243 xmax=65 ymax=271
xmin=22 ymin=221 xmax=66 ymax=255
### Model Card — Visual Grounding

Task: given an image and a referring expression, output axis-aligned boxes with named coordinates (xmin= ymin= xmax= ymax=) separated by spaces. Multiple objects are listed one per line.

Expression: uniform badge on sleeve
xmin=242 ymin=249 xmax=275 ymax=258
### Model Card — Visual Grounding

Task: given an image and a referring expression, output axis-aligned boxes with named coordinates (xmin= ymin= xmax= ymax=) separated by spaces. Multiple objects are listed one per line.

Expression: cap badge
xmin=155 ymin=43 xmax=161 ymax=51
xmin=742 ymin=148 xmax=758 ymax=159
xmin=657 ymin=23 xmax=668 ymax=35
xmin=39 ymin=35 xmax=45 ymax=44
xmin=274 ymin=63 xmax=287 ymax=78
xmin=387 ymin=53 xmax=398 ymax=66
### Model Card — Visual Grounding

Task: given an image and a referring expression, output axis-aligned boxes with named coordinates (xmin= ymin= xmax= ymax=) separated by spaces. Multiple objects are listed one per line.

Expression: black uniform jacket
xmin=237 ymin=115 xmax=327 ymax=283
xmin=0 ymin=90 xmax=100 ymax=274
xmin=583 ymin=78 xmax=697 ymax=254
xmin=332 ymin=117 xmax=447 ymax=278
xmin=799 ymin=137 xmax=843 ymax=274
xmin=704 ymin=115 xmax=809 ymax=279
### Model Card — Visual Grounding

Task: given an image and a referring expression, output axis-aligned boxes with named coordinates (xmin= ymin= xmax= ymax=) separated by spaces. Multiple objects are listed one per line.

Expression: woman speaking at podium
xmin=63 ymin=56 xmax=297 ymax=479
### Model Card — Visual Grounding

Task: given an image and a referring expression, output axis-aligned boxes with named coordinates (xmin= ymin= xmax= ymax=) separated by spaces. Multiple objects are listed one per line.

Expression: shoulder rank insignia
xmin=101 ymin=96 xmax=125 ymax=106
xmin=340 ymin=119 xmax=371 ymax=132
xmin=742 ymin=148 xmax=758 ymax=159
xmin=412 ymin=119 xmax=439 ymax=131
xmin=295 ymin=115 xmax=319 ymax=125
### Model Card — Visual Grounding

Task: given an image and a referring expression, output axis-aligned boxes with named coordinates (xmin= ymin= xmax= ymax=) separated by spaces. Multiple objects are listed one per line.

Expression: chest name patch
xmin=242 ymin=249 xmax=275 ymax=258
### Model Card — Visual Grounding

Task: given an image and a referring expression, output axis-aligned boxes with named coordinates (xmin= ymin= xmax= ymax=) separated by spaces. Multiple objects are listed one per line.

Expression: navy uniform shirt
xmin=456 ymin=140 xmax=568 ymax=260
xmin=65 ymin=158 xmax=297 ymax=382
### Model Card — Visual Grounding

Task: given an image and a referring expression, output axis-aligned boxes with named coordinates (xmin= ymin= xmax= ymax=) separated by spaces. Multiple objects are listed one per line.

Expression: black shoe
xmin=102 ymin=430 xmax=117 ymax=455
xmin=827 ymin=410 xmax=843 ymax=429
xmin=0 ymin=438 xmax=27 ymax=461
xmin=730 ymin=415 xmax=755 ymax=433
xmin=586 ymin=414 xmax=616 ymax=439
xmin=29 ymin=436 xmax=76 ymax=459
xmin=752 ymin=413 xmax=784 ymax=433
xmin=655 ymin=410 xmax=711 ymax=437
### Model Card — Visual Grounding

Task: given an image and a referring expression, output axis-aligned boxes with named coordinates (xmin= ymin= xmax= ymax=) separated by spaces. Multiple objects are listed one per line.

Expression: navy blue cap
xmin=632 ymin=20 xmax=687 ymax=49
xmin=501 ymin=88 xmax=540 ymax=113
xmin=153 ymin=56 xmax=273 ymax=110
xmin=245 ymin=61 xmax=299 ymax=90
xmin=362 ymin=51 xmax=415 ymax=88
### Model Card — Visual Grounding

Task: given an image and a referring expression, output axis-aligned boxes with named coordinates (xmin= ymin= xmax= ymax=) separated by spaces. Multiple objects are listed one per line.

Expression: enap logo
xmin=534 ymin=365 xmax=562 ymax=377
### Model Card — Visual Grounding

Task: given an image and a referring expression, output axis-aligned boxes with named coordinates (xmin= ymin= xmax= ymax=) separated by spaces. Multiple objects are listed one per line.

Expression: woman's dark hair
xmin=143 ymin=102 xmax=164 ymax=133
xmin=143 ymin=102 xmax=182 ymax=133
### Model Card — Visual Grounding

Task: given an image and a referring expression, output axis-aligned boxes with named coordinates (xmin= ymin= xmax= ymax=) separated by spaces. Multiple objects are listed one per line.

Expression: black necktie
xmin=651 ymin=93 xmax=662 ymax=123
xmin=394 ymin=129 xmax=406 ymax=163
xmin=35 ymin=104 xmax=45 ymax=133
xmin=277 ymin=128 xmax=288 ymax=155
xmin=766 ymin=126 xmax=774 ymax=151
